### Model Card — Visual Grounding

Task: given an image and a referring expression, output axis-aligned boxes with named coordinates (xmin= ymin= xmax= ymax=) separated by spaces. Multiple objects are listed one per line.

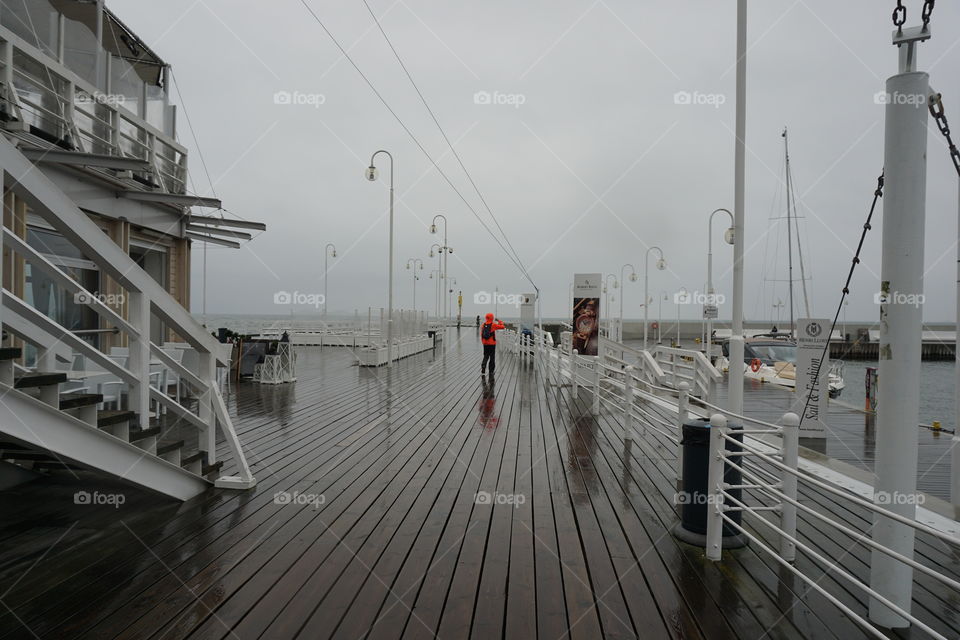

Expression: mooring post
xmin=705 ymin=413 xmax=727 ymax=561
xmin=870 ymin=24 xmax=930 ymax=628
xmin=780 ymin=412 xmax=800 ymax=562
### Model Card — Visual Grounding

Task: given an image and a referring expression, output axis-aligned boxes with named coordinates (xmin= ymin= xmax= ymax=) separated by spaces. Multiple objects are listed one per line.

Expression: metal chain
xmin=893 ymin=0 xmax=906 ymax=29
xmin=929 ymin=93 xmax=960 ymax=177
xmin=893 ymin=0 xmax=935 ymax=31
xmin=921 ymin=0 xmax=935 ymax=29
xmin=798 ymin=173 xmax=883 ymax=427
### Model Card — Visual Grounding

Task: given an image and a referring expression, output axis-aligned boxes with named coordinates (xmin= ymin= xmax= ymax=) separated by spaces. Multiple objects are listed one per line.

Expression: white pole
xmin=780 ymin=412 xmax=799 ymax=562
xmin=727 ymin=0 xmax=747 ymax=419
xmin=644 ymin=258 xmax=649 ymax=350
xmin=387 ymin=161 xmax=395 ymax=366
xmin=705 ymin=413 xmax=727 ymax=562
xmin=869 ymin=64 xmax=928 ymax=628
xmin=954 ymin=182 xmax=959 ymax=509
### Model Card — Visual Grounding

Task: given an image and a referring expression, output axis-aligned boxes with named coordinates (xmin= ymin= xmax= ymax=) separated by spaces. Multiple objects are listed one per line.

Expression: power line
xmin=297 ymin=0 xmax=537 ymax=291
xmin=359 ymin=0 xmax=535 ymax=291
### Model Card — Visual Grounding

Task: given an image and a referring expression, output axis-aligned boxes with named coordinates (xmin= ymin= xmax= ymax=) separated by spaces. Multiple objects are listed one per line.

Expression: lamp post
xmin=659 ymin=291 xmax=668 ymax=344
xmin=619 ymin=264 xmax=638 ymax=343
xmin=366 ymin=150 xmax=394 ymax=366
xmin=643 ymin=247 xmax=666 ymax=350
xmin=430 ymin=215 xmax=452 ymax=324
xmin=604 ymin=274 xmax=618 ymax=338
xmin=447 ymin=277 xmax=457 ymax=323
xmin=706 ymin=208 xmax=734 ymax=359
xmin=323 ymin=243 xmax=337 ymax=318
xmin=676 ymin=287 xmax=688 ymax=346
xmin=428 ymin=269 xmax=441 ymax=318
xmin=428 ymin=244 xmax=443 ymax=321
xmin=406 ymin=258 xmax=423 ymax=312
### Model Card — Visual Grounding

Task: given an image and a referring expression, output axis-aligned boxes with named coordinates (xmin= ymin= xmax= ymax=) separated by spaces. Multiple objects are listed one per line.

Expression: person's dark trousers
xmin=481 ymin=344 xmax=496 ymax=374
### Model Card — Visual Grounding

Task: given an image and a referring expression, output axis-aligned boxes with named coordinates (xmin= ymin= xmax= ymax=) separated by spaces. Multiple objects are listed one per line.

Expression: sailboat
xmin=716 ymin=128 xmax=846 ymax=397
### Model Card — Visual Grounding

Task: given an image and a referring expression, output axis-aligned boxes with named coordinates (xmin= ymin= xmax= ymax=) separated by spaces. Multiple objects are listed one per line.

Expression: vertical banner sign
xmin=573 ymin=274 xmax=601 ymax=356
xmin=794 ymin=318 xmax=829 ymax=438
xmin=520 ymin=293 xmax=536 ymax=333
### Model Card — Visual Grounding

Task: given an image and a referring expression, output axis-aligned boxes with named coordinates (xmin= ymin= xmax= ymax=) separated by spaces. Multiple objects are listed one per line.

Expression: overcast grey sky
xmin=112 ymin=0 xmax=960 ymax=323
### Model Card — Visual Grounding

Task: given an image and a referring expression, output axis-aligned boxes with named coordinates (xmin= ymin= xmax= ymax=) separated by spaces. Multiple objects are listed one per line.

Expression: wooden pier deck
xmin=0 ymin=331 xmax=957 ymax=639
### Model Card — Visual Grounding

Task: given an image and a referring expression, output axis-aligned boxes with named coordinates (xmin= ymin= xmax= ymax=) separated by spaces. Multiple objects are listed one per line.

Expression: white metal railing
xmin=0 ymin=135 xmax=252 ymax=489
xmin=531 ymin=334 xmax=960 ymax=638
xmin=703 ymin=411 xmax=960 ymax=639
xmin=0 ymin=30 xmax=187 ymax=193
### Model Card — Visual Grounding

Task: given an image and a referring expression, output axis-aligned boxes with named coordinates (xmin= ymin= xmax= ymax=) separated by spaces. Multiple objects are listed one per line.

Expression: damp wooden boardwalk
xmin=0 ymin=331 xmax=957 ymax=639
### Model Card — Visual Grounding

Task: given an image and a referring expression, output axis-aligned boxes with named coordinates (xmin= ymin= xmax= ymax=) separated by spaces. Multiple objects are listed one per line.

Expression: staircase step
xmin=14 ymin=372 xmax=67 ymax=389
xmin=97 ymin=410 xmax=136 ymax=428
xmin=59 ymin=393 xmax=103 ymax=411
xmin=156 ymin=440 xmax=185 ymax=456
xmin=129 ymin=425 xmax=161 ymax=442
xmin=180 ymin=451 xmax=205 ymax=467
xmin=0 ymin=347 xmax=22 ymax=361
xmin=201 ymin=460 xmax=223 ymax=477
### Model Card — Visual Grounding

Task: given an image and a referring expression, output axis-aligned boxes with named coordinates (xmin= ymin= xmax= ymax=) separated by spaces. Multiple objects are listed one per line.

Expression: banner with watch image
xmin=572 ymin=273 xmax=601 ymax=356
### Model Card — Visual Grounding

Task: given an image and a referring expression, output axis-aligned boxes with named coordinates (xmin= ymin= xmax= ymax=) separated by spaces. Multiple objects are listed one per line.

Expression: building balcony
xmin=0 ymin=0 xmax=187 ymax=195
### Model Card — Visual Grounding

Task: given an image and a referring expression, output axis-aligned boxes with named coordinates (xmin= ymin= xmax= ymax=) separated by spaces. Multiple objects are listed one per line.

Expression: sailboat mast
xmin=783 ymin=127 xmax=795 ymax=337
xmin=786 ymin=131 xmax=813 ymax=319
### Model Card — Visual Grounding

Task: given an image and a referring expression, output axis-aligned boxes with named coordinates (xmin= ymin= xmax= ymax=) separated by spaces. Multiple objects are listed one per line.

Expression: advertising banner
xmin=793 ymin=318 xmax=830 ymax=438
xmin=572 ymin=274 xmax=601 ymax=356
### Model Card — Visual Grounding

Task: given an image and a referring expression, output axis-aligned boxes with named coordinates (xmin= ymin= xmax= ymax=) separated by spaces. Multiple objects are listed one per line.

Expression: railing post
xmin=706 ymin=413 xmax=728 ymax=561
xmin=593 ymin=360 xmax=601 ymax=413
xmin=127 ymin=292 xmax=151 ymax=435
xmin=572 ymin=349 xmax=579 ymax=395
xmin=623 ymin=365 xmax=634 ymax=433
xmin=198 ymin=349 xmax=216 ymax=462
xmin=677 ymin=382 xmax=690 ymax=487
xmin=780 ymin=412 xmax=800 ymax=562
xmin=952 ymin=432 xmax=960 ymax=510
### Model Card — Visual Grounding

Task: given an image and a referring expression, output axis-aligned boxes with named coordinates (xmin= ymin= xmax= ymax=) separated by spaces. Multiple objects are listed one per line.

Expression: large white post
xmin=954 ymin=184 xmax=959 ymax=509
xmin=869 ymin=59 xmax=929 ymax=627
xmin=727 ymin=0 xmax=747 ymax=419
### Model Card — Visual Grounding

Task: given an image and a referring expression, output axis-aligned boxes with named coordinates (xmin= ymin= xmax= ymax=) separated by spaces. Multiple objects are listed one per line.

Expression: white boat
xmin=715 ymin=334 xmax=846 ymax=398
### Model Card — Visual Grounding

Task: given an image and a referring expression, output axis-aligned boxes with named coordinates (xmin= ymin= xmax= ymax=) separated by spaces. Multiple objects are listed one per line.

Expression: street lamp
xmin=676 ymin=286 xmax=689 ymax=345
xmin=659 ymin=291 xmax=668 ymax=344
xmin=406 ymin=258 xmax=423 ymax=312
xmin=619 ymin=263 xmax=638 ymax=343
xmin=428 ymin=243 xmax=443 ymax=321
xmin=644 ymin=246 xmax=666 ymax=350
xmin=604 ymin=274 xmax=618 ymax=338
xmin=447 ymin=276 xmax=457 ymax=323
xmin=430 ymin=215 xmax=452 ymax=324
xmin=323 ymin=243 xmax=337 ymax=318
xmin=428 ymin=269 xmax=441 ymax=319
xmin=706 ymin=208 xmax=734 ymax=359
xmin=367 ymin=150 xmax=395 ymax=366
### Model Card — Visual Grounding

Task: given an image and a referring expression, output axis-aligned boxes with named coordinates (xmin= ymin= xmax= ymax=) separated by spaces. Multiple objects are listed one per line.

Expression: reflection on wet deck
xmin=0 ymin=331 xmax=957 ymax=639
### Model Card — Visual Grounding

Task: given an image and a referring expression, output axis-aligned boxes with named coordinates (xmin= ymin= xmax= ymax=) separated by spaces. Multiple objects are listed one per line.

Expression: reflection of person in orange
xmin=572 ymin=297 xmax=600 ymax=356
xmin=478 ymin=376 xmax=498 ymax=428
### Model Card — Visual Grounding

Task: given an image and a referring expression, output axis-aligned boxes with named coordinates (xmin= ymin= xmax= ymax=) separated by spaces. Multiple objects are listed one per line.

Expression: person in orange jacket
xmin=479 ymin=312 xmax=505 ymax=376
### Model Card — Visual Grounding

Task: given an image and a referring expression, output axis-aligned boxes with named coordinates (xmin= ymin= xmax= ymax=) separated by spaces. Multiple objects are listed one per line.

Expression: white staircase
xmin=0 ymin=135 xmax=254 ymax=501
